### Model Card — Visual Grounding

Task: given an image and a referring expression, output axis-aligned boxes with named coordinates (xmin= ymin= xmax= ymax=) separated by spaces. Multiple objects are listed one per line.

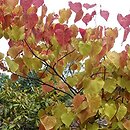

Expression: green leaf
xmin=83 ymin=78 xmax=104 ymax=94
xmin=5 ymin=57 xmax=19 ymax=72
xmin=78 ymin=41 xmax=91 ymax=56
xmin=103 ymin=78 xmax=117 ymax=93
xmin=0 ymin=52 xmax=4 ymax=60
xmin=8 ymin=25 xmax=25 ymax=41
xmin=23 ymin=57 xmax=42 ymax=71
xmin=117 ymin=77 xmax=130 ymax=92
xmin=61 ymin=111 xmax=75 ymax=127
xmin=116 ymin=104 xmax=127 ymax=121
xmin=86 ymin=123 xmax=99 ymax=130
xmin=104 ymin=102 xmax=117 ymax=120
xmin=66 ymin=76 xmax=78 ymax=86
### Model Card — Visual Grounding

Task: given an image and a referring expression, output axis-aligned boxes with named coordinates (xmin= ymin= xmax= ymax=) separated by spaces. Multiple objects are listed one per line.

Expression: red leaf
xmin=91 ymin=11 xmax=96 ymax=17
xmin=54 ymin=24 xmax=72 ymax=46
xmin=120 ymin=50 xmax=128 ymax=68
xmin=74 ymin=9 xmax=83 ymax=23
xmin=100 ymin=10 xmax=109 ymax=21
xmin=82 ymin=13 xmax=92 ymax=25
xmin=83 ymin=3 xmax=96 ymax=10
xmin=123 ymin=27 xmax=130 ymax=42
xmin=20 ymin=0 xmax=33 ymax=13
xmin=79 ymin=28 xmax=86 ymax=38
xmin=68 ymin=1 xmax=82 ymax=13
xmin=125 ymin=14 xmax=130 ymax=25
xmin=23 ymin=13 xmax=38 ymax=29
xmin=117 ymin=14 xmax=129 ymax=29
xmin=32 ymin=0 xmax=44 ymax=8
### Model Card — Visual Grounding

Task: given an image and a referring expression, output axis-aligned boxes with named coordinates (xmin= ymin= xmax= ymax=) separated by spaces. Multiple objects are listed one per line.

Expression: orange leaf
xmin=40 ymin=115 xmax=56 ymax=130
xmin=73 ymin=94 xmax=85 ymax=109
xmin=123 ymin=120 xmax=130 ymax=130
xmin=42 ymin=84 xmax=54 ymax=93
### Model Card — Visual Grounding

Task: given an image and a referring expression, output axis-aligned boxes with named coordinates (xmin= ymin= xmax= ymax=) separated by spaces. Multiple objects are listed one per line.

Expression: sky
xmin=0 ymin=0 xmax=130 ymax=54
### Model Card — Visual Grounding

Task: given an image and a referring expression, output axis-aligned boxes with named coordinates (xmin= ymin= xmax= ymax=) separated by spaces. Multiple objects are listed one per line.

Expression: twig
xmin=53 ymin=49 xmax=75 ymax=68
xmin=14 ymin=72 xmax=73 ymax=98
xmin=24 ymin=40 xmax=78 ymax=95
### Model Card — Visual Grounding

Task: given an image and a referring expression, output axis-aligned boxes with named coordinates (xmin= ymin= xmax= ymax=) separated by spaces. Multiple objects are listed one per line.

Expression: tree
xmin=0 ymin=0 xmax=130 ymax=129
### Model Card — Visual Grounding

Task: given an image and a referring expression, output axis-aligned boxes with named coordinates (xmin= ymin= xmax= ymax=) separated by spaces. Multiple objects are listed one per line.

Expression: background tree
xmin=0 ymin=0 xmax=130 ymax=129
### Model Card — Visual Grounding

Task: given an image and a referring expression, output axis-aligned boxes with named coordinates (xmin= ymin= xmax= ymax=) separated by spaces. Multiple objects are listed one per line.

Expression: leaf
xmin=68 ymin=1 xmax=82 ymax=13
xmin=82 ymin=13 xmax=92 ymax=25
xmin=104 ymin=102 xmax=117 ymax=120
xmin=59 ymin=8 xmax=72 ymax=23
xmin=74 ymin=9 xmax=83 ymax=23
xmin=5 ymin=0 xmax=18 ymax=7
xmin=79 ymin=28 xmax=86 ymax=38
xmin=117 ymin=14 xmax=129 ymax=29
xmin=53 ymin=103 xmax=67 ymax=129
xmin=83 ymin=78 xmax=104 ymax=94
xmin=83 ymin=3 xmax=96 ymax=10
xmin=32 ymin=0 xmax=44 ymax=8
xmin=78 ymin=41 xmax=91 ymax=56
xmin=67 ymin=76 xmax=78 ymax=86
xmin=5 ymin=57 xmax=19 ymax=72
xmin=7 ymin=46 xmax=23 ymax=58
xmin=70 ymin=24 xmax=78 ymax=37
xmin=42 ymin=84 xmax=54 ymax=93
xmin=8 ymin=25 xmax=25 ymax=41
xmin=116 ymin=104 xmax=127 ymax=121
xmin=61 ymin=111 xmax=75 ymax=127
xmin=86 ymin=94 xmax=101 ymax=113
xmin=23 ymin=13 xmax=38 ymax=29
xmin=23 ymin=57 xmax=42 ymax=71
xmin=107 ymin=51 xmax=120 ymax=68
xmin=0 ymin=52 xmax=4 ymax=60
xmin=73 ymin=94 xmax=85 ymax=109
xmin=100 ymin=10 xmax=109 ymax=21
xmin=123 ymin=120 xmax=130 ymax=130
xmin=20 ymin=0 xmax=33 ymax=12
xmin=86 ymin=123 xmax=99 ymax=130
xmin=123 ymin=27 xmax=130 ymax=42
xmin=54 ymin=24 xmax=72 ymax=46
xmin=103 ymin=78 xmax=117 ymax=93
xmin=90 ymin=40 xmax=102 ymax=57
xmin=85 ymin=59 xmax=92 ymax=76
xmin=40 ymin=115 xmax=56 ymax=130
xmin=117 ymin=77 xmax=130 ymax=93
xmin=119 ymin=50 xmax=128 ymax=68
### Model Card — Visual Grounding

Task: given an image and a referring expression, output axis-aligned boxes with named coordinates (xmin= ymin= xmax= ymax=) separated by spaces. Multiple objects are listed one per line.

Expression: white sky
xmin=0 ymin=0 xmax=130 ymax=54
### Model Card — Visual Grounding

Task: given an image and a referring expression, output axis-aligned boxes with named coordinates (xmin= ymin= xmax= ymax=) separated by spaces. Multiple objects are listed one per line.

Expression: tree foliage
xmin=0 ymin=0 xmax=130 ymax=129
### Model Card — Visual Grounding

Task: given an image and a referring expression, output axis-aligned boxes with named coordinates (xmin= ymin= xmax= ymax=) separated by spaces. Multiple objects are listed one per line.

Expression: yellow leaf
xmin=7 ymin=46 xmax=22 ymax=58
xmin=5 ymin=57 xmax=19 ymax=72
xmin=59 ymin=8 xmax=72 ymax=23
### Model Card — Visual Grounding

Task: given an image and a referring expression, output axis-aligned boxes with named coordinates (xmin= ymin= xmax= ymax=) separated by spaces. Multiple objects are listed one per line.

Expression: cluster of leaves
xmin=0 ymin=75 xmax=49 ymax=130
xmin=0 ymin=0 xmax=130 ymax=129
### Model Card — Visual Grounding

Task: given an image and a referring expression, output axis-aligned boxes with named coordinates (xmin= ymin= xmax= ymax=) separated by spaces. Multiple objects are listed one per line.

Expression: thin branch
xmin=24 ymin=40 xmax=78 ymax=95
xmin=13 ymin=72 xmax=73 ymax=98
xmin=53 ymin=49 xmax=75 ymax=68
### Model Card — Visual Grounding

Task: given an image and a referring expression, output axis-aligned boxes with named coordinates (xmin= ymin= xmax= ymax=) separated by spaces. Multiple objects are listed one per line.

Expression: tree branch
xmin=24 ymin=40 xmax=78 ymax=95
